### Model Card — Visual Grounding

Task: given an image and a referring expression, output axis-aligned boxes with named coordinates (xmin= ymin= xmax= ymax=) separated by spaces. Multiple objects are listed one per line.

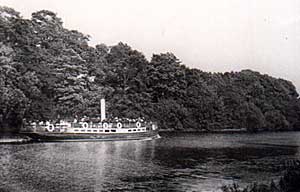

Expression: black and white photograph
xmin=0 ymin=0 xmax=300 ymax=191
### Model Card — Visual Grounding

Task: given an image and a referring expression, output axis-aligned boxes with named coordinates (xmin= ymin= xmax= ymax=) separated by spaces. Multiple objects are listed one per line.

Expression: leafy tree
xmin=1 ymin=6 xmax=300 ymax=132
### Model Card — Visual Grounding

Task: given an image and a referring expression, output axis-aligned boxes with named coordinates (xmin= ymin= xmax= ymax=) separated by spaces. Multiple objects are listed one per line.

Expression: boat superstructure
xmin=21 ymin=99 xmax=159 ymax=142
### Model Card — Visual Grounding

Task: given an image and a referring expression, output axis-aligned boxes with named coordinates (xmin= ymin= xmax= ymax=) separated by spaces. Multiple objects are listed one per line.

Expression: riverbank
xmin=0 ymin=134 xmax=31 ymax=144
xmin=158 ymin=128 xmax=300 ymax=134
xmin=159 ymin=128 xmax=248 ymax=133
xmin=1 ymin=128 xmax=299 ymax=144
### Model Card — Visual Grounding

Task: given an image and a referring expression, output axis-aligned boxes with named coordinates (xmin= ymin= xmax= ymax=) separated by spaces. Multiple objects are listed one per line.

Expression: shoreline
xmin=158 ymin=128 xmax=299 ymax=134
xmin=0 ymin=134 xmax=32 ymax=144
xmin=1 ymin=129 xmax=299 ymax=144
xmin=158 ymin=128 xmax=248 ymax=133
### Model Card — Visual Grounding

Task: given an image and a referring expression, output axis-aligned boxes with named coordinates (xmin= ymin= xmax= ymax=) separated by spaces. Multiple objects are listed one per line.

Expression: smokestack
xmin=101 ymin=99 xmax=106 ymax=121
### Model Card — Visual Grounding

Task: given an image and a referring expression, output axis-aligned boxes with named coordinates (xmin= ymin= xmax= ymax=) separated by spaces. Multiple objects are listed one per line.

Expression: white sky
xmin=1 ymin=0 xmax=300 ymax=92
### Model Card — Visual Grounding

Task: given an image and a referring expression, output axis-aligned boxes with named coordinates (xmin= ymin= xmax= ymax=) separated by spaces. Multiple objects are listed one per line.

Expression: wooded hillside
xmin=1 ymin=7 xmax=300 ymax=132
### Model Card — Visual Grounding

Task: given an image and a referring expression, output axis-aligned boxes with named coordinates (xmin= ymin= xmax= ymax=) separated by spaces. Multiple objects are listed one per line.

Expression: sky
xmin=1 ymin=0 xmax=300 ymax=92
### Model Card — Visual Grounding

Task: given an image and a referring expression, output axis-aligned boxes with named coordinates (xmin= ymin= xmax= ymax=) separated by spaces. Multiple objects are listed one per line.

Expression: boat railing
xmin=69 ymin=122 xmax=149 ymax=129
xmin=22 ymin=123 xmax=47 ymax=132
xmin=24 ymin=121 xmax=155 ymax=132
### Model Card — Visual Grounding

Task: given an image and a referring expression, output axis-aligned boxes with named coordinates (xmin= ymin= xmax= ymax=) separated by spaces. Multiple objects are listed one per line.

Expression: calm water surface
xmin=1 ymin=132 xmax=300 ymax=192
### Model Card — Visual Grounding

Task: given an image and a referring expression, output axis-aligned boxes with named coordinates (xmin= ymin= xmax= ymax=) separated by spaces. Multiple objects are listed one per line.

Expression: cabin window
xmin=137 ymin=129 xmax=140 ymax=131
xmin=80 ymin=129 xmax=86 ymax=132
xmin=87 ymin=130 xmax=91 ymax=132
xmin=99 ymin=130 xmax=103 ymax=132
xmin=105 ymin=130 xmax=110 ymax=132
xmin=133 ymin=129 xmax=136 ymax=131
xmin=111 ymin=129 xmax=116 ymax=132
xmin=128 ymin=129 xmax=132 ymax=132
xmin=93 ymin=130 xmax=98 ymax=132
xmin=74 ymin=129 xmax=79 ymax=132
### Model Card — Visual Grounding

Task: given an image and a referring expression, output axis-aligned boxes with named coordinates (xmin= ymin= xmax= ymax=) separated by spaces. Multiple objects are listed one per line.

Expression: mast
xmin=101 ymin=99 xmax=106 ymax=121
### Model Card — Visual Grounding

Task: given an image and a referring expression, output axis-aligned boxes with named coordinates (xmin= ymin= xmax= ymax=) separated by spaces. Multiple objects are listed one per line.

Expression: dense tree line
xmin=1 ymin=6 xmax=300 ymax=132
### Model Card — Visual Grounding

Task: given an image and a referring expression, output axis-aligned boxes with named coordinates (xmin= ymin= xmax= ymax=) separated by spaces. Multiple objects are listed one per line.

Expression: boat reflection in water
xmin=0 ymin=138 xmax=157 ymax=192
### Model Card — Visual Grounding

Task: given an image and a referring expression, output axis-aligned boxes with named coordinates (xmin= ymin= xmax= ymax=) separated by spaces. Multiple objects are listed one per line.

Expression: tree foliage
xmin=1 ymin=7 xmax=300 ymax=132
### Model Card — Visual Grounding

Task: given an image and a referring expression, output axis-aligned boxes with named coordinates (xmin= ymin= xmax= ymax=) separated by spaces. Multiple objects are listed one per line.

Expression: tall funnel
xmin=101 ymin=99 xmax=106 ymax=121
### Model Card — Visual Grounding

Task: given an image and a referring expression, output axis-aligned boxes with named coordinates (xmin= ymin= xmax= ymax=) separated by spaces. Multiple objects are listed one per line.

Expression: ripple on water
xmin=0 ymin=132 xmax=300 ymax=191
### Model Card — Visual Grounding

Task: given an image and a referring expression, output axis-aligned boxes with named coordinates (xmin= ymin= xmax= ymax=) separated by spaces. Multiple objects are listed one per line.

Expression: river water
xmin=0 ymin=132 xmax=300 ymax=192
